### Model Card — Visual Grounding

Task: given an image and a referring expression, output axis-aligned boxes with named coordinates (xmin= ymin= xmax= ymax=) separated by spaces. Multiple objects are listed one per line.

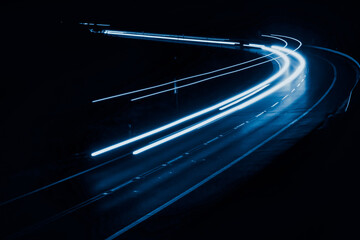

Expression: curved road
xmin=1 ymin=33 xmax=359 ymax=239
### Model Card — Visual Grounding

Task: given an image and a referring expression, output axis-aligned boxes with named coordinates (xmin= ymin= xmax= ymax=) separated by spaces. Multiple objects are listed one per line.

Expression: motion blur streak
xmin=92 ymin=33 xmax=288 ymax=103
xmin=219 ymin=84 xmax=269 ymax=110
xmin=129 ymin=56 xmax=279 ymax=101
xmin=103 ymin=30 xmax=238 ymax=45
xmin=91 ymin=82 xmax=274 ymax=157
xmin=91 ymin=44 xmax=289 ymax=157
xmin=109 ymin=54 xmax=331 ymax=240
xmin=271 ymin=34 xmax=302 ymax=50
xmin=132 ymin=45 xmax=300 ymax=155
xmin=92 ymin=53 xmax=275 ymax=103
xmin=229 ymin=45 xmax=305 ymax=112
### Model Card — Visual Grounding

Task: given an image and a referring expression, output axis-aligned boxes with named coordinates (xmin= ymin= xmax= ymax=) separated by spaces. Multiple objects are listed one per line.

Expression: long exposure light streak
xmin=91 ymin=45 xmax=290 ymax=157
xmin=103 ymin=30 xmax=238 ymax=45
xmin=91 ymin=82 xmax=272 ymax=157
xmin=219 ymin=84 xmax=269 ymax=110
xmin=92 ymin=52 xmax=274 ymax=103
xmin=131 ymin=39 xmax=293 ymax=101
xmin=132 ymin=45 xmax=305 ymax=155
xmin=92 ymin=33 xmax=289 ymax=103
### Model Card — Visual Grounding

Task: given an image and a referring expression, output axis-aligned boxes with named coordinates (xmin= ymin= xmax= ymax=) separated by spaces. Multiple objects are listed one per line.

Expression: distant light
xmin=97 ymin=23 xmax=111 ymax=27
xmin=103 ymin=30 xmax=238 ymax=45
xmin=80 ymin=22 xmax=110 ymax=27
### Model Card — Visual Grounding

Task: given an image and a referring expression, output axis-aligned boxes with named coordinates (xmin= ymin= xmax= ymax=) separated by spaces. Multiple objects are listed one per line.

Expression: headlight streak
xmin=132 ymin=45 xmax=305 ymax=155
xmin=0 ymin=35 xmax=313 ymax=240
xmin=90 ymin=83 xmax=275 ymax=157
xmin=91 ymin=82 xmax=277 ymax=157
xmin=224 ymin=45 xmax=305 ymax=113
xmin=0 ymin=35 xmax=315 ymax=227
xmin=261 ymin=34 xmax=288 ymax=46
xmin=131 ymin=45 xmax=293 ymax=102
xmin=219 ymin=84 xmax=269 ymax=110
xmin=92 ymin=33 xmax=289 ymax=103
xmin=270 ymin=34 xmax=303 ymax=51
xmin=130 ymin=56 xmax=277 ymax=102
xmin=103 ymin=30 xmax=238 ymax=45
xmin=219 ymin=46 xmax=288 ymax=111
xmin=109 ymin=57 xmax=333 ymax=240
xmin=91 ymin=45 xmax=290 ymax=157
xmin=92 ymin=53 xmax=274 ymax=103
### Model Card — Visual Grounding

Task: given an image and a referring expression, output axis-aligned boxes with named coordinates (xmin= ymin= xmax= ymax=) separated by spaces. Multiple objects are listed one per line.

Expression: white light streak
xmin=131 ymin=44 xmax=289 ymax=101
xmin=219 ymin=84 xmax=269 ymax=110
xmin=91 ymin=82 xmax=276 ymax=157
xmin=133 ymin=45 xmax=303 ymax=155
xmin=92 ymin=33 xmax=291 ymax=104
xmin=92 ymin=46 xmax=277 ymax=103
xmin=104 ymin=30 xmax=238 ymax=45
xmin=91 ymin=44 xmax=290 ymax=157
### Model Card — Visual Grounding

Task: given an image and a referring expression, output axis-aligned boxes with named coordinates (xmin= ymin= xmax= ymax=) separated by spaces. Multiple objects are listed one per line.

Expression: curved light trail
xmin=91 ymin=43 xmax=293 ymax=157
xmin=0 ymin=36 xmax=293 ymax=205
xmin=5 ymin=29 xmax=360 ymax=240
xmin=0 ymin=33 xmax=304 ymax=212
xmin=130 ymin=57 xmax=279 ymax=101
xmin=128 ymin=35 xmax=294 ymax=101
xmin=92 ymin=34 xmax=289 ymax=103
xmin=219 ymin=83 xmax=269 ymax=110
xmin=271 ymin=34 xmax=303 ymax=50
xmin=262 ymin=34 xmax=288 ymax=46
xmin=103 ymin=30 xmax=239 ymax=45
xmin=108 ymin=57 xmax=332 ymax=240
xmin=132 ymin=44 xmax=305 ymax=155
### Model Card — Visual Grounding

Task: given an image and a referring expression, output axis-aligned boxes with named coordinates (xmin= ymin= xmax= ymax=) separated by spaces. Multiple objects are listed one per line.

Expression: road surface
xmin=1 ymin=32 xmax=358 ymax=239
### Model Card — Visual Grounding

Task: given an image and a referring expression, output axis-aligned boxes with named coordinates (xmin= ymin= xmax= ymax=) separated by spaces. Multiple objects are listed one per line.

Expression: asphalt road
xmin=1 ymin=34 xmax=359 ymax=239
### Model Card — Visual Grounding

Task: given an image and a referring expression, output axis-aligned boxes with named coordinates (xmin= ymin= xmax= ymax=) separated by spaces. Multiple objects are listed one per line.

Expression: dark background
xmin=1 ymin=0 xmax=359 ymax=239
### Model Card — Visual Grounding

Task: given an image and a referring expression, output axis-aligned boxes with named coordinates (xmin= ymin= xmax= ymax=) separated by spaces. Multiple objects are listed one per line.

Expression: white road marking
xmin=271 ymin=102 xmax=279 ymax=108
xmin=282 ymin=94 xmax=289 ymax=100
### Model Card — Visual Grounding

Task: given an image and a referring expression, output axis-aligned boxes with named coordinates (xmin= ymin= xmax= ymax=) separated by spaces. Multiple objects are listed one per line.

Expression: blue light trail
xmin=91 ymin=44 xmax=290 ymax=157
xmin=132 ymin=45 xmax=304 ymax=155
xmin=91 ymin=35 xmax=288 ymax=103
xmin=103 ymin=30 xmax=239 ymax=45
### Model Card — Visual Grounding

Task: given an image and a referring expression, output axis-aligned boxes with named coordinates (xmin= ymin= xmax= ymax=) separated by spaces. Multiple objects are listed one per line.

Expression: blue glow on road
xmin=91 ymin=44 xmax=289 ymax=157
